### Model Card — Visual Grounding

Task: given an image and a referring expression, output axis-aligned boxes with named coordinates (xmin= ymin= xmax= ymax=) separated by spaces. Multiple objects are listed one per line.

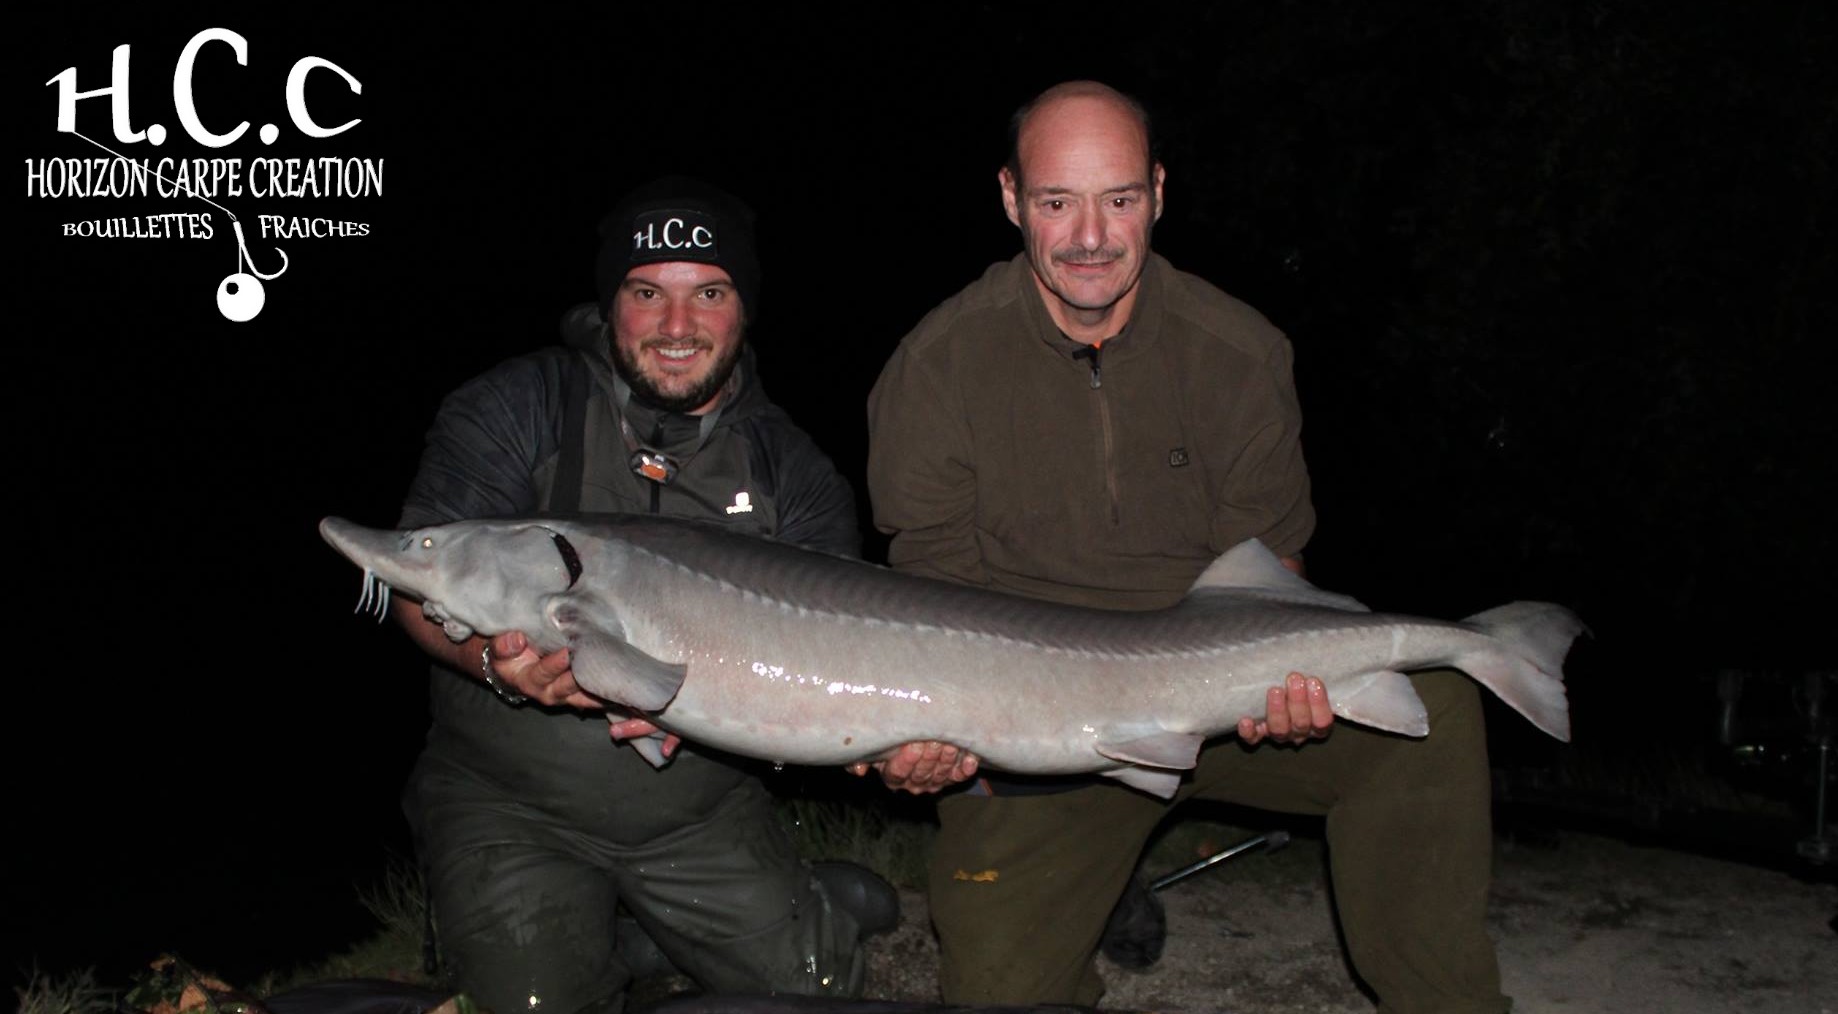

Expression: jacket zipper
xmin=1098 ymin=385 xmax=1119 ymax=524
xmin=647 ymin=419 xmax=664 ymax=514
xmin=1074 ymin=342 xmax=1121 ymax=524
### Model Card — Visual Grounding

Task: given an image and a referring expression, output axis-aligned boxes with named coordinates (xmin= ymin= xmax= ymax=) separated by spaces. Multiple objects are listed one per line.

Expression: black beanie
xmin=594 ymin=176 xmax=761 ymax=317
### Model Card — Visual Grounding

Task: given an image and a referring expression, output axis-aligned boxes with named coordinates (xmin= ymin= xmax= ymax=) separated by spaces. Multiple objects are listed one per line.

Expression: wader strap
xmin=550 ymin=350 xmax=592 ymax=514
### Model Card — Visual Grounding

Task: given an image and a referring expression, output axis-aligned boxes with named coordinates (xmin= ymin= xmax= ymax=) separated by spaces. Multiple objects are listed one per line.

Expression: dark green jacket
xmin=400 ymin=312 xmax=857 ymax=844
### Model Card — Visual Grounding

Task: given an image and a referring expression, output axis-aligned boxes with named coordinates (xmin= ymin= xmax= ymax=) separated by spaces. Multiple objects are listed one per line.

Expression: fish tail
xmin=1455 ymin=602 xmax=1587 ymax=742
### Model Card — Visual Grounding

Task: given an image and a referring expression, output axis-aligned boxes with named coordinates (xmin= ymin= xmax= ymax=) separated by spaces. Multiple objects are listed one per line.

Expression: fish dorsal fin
xmin=1185 ymin=539 xmax=1371 ymax=612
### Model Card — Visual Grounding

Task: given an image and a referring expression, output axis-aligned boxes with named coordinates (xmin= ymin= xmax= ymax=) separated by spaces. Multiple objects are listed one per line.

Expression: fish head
xmin=319 ymin=517 xmax=580 ymax=642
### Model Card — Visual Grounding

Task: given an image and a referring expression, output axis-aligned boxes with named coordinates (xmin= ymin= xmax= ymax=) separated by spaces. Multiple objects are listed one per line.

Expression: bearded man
xmin=391 ymin=177 xmax=894 ymax=1014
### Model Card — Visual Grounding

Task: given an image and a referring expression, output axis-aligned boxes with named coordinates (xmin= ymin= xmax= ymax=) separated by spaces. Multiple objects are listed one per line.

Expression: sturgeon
xmin=320 ymin=514 xmax=1580 ymax=798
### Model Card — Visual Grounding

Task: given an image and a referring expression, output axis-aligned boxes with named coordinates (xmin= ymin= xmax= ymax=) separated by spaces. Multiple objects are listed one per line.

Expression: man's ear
xmin=1151 ymin=162 xmax=1166 ymax=224
xmin=999 ymin=166 xmax=1023 ymax=228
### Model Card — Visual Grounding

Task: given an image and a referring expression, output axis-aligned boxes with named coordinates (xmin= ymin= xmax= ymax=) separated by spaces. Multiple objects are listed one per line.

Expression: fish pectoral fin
xmin=1096 ymin=730 xmax=1206 ymax=771
xmin=1103 ymin=766 xmax=1184 ymax=799
xmin=1332 ymin=670 xmax=1429 ymax=736
xmin=567 ymin=630 xmax=687 ymax=713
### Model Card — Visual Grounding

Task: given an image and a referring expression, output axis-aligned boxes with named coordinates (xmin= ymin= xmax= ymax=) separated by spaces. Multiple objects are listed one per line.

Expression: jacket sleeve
xmin=865 ymin=338 xmax=990 ymax=586
xmin=398 ymin=354 xmax=564 ymax=528
xmin=1208 ymin=337 xmax=1315 ymax=560
xmin=767 ymin=424 xmax=863 ymax=560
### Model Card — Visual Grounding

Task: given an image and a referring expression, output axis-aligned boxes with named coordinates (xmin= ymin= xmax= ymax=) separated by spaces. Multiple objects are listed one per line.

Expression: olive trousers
xmin=928 ymin=669 xmax=1508 ymax=1014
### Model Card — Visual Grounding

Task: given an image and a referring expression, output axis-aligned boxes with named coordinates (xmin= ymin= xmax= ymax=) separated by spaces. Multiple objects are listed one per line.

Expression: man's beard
xmin=612 ymin=338 xmax=744 ymax=414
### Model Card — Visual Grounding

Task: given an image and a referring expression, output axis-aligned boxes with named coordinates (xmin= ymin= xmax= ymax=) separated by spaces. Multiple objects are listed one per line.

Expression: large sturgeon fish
xmin=321 ymin=514 xmax=1580 ymax=798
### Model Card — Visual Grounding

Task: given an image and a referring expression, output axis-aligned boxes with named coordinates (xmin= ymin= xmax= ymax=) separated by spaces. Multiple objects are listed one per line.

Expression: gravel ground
xmin=830 ymin=829 xmax=1837 ymax=1013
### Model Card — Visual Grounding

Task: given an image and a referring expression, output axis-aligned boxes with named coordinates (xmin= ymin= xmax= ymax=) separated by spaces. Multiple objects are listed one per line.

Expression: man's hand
xmin=848 ymin=741 xmax=979 ymax=794
xmin=607 ymin=714 xmax=682 ymax=759
xmin=1237 ymin=672 xmax=1333 ymax=746
xmin=488 ymin=630 xmax=604 ymax=710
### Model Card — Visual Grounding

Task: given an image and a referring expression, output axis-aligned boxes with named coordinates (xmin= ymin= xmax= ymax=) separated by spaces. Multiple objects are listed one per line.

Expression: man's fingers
xmin=485 ymin=635 xmax=585 ymax=706
xmin=1238 ymin=715 xmax=1265 ymax=745
xmin=1307 ymin=676 xmax=1333 ymax=736
xmin=1284 ymin=672 xmax=1313 ymax=736
xmin=608 ymin=717 xmax=660 ymax=740
xmin=492 ymin=631 xmax=526 ymax=656
xmin=868 ymin=741 xmax=973 ymax=794
xmin=879 ymin=744 xmax=918 ymax=783
xmin=1264 ymin=685 xmax=1291 ymax=738
xmin=901 ymin=741 xmax=941 ymax=781
xmin=537 ymin=647 xmax=573 ymax=678
xmin=917 ymin=742 xmax=953 ymax=778
xmin=606 ymin=720 xmax=679 ymax=759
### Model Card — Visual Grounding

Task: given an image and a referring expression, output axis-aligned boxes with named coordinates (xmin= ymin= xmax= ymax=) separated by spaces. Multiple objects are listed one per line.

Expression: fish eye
xmin=422 ymin=537 xmax=434 ymax=548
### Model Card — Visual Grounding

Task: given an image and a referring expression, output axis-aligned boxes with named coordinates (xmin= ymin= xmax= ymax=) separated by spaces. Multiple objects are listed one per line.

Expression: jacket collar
xmin=1015 ymin=252 xmax=1168 ymax=362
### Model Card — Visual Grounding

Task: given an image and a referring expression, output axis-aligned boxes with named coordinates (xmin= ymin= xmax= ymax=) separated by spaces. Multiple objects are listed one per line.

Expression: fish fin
xmin=566 ymin=628 xmax=687 ymax=712
xmin=1332 ymin=670 xmax=1430 ymax=736
xmin=1097 ymin=730 xmax=1207 ymax=771
xmin=1103 ymin=766 xmax=1184 ymax=799
xmin=624 ymin=732 xmax=676 ymax=769
xmin=1186 ymin=540 xmax=1370 ymax=612
xmin=1457 ymin=602 xmax=1584 ymax=741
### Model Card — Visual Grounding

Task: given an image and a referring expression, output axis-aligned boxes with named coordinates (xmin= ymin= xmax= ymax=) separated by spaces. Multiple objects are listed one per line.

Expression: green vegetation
xmin=251 ymin=856 xmax=437 ymax=997
xmin=778 ymin=793 xmax=936 ymax=889
xmin=16 ymin=967 xmax=116 ymax=1014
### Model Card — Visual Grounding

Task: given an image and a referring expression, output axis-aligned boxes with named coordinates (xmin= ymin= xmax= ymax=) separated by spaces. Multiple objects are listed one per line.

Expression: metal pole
xmin=1149 ymin=830 xmax=1292 ymax=892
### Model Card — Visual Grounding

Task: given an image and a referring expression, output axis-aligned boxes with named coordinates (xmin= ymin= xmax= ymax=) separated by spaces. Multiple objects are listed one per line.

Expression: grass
xmin=777 ymin=792 xmax=936 ymax=889
xmin=249 ymin=855 xmax=437 ymax=997
xmin=15 ymin=967 xmax=116 ymax=1014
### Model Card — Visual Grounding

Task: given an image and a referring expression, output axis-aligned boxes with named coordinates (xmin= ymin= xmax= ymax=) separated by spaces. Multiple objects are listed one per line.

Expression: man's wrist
xmin=479 ymin=641 xmax=529 ymax=706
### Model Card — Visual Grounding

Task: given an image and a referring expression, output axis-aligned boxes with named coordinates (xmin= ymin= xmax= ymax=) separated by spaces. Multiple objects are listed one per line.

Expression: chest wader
xmin=411 ymin=349 xmax=865 ymax=1011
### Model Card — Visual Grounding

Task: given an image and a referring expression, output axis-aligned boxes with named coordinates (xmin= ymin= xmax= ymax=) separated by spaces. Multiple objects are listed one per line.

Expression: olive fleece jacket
xmin=868 ymin=252 xmax=1314 ymax=612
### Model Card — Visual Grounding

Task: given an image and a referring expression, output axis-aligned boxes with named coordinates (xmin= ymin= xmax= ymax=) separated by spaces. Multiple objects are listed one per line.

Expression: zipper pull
xmin=1072 ymin=342 xmax=1103 ymax=389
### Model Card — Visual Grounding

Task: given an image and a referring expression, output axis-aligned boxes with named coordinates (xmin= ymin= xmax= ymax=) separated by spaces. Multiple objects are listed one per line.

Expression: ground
xmin=832 ymin=828 xmax=1836 ymax=1013
xmin=36 ymin=824 xmax=1829 ymax=1014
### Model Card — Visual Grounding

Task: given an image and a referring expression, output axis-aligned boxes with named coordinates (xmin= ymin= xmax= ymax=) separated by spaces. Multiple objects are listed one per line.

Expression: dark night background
xmin=9 ymin=2 xmax=1833 ymax=989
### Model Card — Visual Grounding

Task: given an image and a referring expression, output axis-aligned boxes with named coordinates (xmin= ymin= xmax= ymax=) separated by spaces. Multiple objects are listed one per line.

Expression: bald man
xmin=866 ymin=82 xmax=1506 ymax=1014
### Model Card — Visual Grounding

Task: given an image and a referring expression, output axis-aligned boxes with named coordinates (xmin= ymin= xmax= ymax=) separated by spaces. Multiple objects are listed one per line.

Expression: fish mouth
xmin=420 ymin=599 xmax=472 ymax=640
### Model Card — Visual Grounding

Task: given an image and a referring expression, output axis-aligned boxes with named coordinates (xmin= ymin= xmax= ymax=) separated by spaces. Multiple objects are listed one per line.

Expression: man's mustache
xmin=1053 ymin=248 xmax=1126 ymax=265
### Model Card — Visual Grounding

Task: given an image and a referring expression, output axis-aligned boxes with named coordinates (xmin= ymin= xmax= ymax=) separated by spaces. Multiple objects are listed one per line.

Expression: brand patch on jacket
xmin=631 ymin=209 xmax=718 ymax=262
xmin=1168 ymin=448 xmax=1190 ymax=468
xmin=725 ymin=491 xmax=755 ymax=515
